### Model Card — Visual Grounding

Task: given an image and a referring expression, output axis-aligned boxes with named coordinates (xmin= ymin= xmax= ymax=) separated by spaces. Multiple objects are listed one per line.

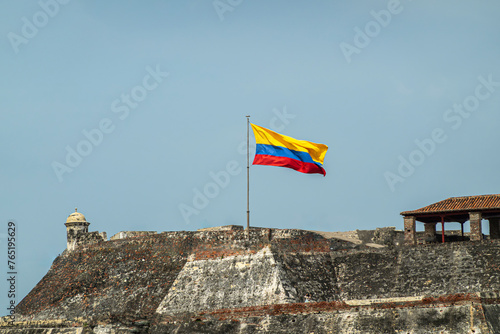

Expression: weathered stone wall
xmin=152 ymin=303 xmax=485 ymax=334
xmin=10 ymin=228 xmax=500 ymax=333
xmin=16 ymin=234 xmax=190 ymax=321
xmin=0 ymin=329 xmax=83 ymax=334
xmin=110 ymin=231 xmax=157 ymax=241
xmin=16 ymin=229 xmax=334 ymax=322
xmin=67 ymin=229 xmax=106 ymax=252
xmin=356 ymin=227 xmax=404 ymax=247
xmin=273 ymin=252 xmax=338 ymax=303
xmin=4 ymin=296 xmax=498 ymax=333
xmin=332 ymin=241 xmax=500 ymax=300
xmin=156 ymin=247 xmax=296 ymax=315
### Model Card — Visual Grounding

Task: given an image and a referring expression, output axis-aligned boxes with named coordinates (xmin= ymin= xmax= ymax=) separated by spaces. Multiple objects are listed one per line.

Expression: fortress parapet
xmin=110 ymin=231 xmax=157 ymax=240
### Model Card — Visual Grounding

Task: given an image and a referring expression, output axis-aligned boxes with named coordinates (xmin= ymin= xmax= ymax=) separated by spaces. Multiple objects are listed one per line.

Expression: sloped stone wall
xmin=156 ymin=247 xmax=297 ymax=315
xmin=16 ymin=234 xmax=190 ymax=321
xmin=273 ymin=252 xmax=338 ymax=303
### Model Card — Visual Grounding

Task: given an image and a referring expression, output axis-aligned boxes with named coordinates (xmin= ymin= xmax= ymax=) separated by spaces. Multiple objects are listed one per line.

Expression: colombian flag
xmin=251 ymin=124 xmax=328 ymax=176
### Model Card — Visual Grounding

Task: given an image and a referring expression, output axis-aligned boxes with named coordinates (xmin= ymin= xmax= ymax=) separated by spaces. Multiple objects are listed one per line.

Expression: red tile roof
xmin=401 ymin=194 xmax=500 ymax=216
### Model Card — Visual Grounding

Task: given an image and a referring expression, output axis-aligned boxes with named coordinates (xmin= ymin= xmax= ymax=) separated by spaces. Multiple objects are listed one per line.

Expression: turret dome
xmin=66 ymin=208 xmax=88 ymax=224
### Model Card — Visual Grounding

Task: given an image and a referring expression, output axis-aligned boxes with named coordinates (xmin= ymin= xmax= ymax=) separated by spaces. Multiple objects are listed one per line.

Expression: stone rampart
xmin=8 ymin=228 xmax=500 ymax=333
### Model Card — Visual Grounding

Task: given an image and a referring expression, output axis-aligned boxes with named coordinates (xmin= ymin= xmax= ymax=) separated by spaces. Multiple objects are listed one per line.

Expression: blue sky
xmin=1 ymin=0 xmax=500 ymax=310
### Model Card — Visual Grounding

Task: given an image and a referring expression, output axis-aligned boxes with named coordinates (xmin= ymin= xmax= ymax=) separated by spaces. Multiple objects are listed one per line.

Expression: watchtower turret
xmin=65 ymin=208 xmax=90 ymax=251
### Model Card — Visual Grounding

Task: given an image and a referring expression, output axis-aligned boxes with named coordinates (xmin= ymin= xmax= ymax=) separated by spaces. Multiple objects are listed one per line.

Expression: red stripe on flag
xmin=253 ymin=155 xmax=326 ymax=176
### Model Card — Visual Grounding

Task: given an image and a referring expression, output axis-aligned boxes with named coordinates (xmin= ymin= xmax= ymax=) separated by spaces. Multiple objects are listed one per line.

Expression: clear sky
xmin=1 ymin=0 xmax=500 ymax=310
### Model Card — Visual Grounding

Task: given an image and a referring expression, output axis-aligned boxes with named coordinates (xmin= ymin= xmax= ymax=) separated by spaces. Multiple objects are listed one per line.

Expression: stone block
xmin=469 ymin=212 xmax=482 ymax=241
xmin=404 ymin=216 xmax=416 ymax=245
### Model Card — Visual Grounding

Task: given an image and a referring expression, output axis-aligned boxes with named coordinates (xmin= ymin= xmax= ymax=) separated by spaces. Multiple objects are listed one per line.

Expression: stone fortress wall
xmin=2 ymin=210 xmax=500 ymax=333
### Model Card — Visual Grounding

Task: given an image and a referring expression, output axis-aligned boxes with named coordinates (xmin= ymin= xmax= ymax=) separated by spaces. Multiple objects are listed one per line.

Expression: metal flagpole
xmin=246 ymin=115 xmax=250 ymax=230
